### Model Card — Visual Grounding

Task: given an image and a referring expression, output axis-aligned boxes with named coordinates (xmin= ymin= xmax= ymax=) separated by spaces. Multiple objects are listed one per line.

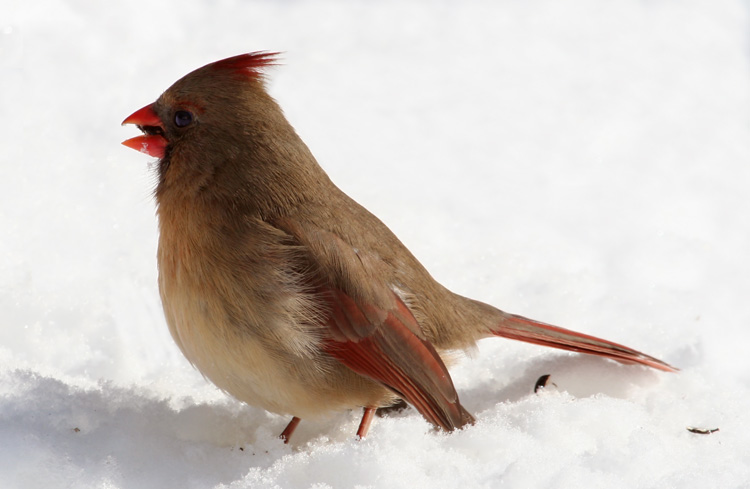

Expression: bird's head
xmin=122 ymin=52 xmax=278 ymax=159
xmin=122 ymin=52 xmax=327 ymax=214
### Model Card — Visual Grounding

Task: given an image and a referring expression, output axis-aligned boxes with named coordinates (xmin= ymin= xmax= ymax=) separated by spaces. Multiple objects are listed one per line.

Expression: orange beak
xmin=121 ymin=103 xmax=168 ymax=159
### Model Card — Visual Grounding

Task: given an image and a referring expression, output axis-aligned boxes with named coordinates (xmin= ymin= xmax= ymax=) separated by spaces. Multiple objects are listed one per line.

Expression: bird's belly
xmin=158 ymin=269 xmax=393 ymax=418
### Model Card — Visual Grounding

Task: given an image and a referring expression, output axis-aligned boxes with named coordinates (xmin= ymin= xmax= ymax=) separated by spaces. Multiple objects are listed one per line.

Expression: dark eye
xmin=174 ymin=110 xmax=193 ymax=128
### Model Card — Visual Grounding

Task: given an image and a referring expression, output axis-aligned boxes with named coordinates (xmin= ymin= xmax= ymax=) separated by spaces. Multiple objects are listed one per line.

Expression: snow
xmin=3 ymin=0 xmax=750 ymax=487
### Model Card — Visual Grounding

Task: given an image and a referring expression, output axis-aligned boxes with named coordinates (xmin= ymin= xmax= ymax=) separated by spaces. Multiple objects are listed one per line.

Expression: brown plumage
xmin=122 ymin=52 xmax=675 ymax=442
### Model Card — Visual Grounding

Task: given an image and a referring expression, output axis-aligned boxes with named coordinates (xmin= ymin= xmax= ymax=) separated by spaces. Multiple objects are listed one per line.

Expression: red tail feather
xmin=492 ymin=313 xmax=677 ymax=372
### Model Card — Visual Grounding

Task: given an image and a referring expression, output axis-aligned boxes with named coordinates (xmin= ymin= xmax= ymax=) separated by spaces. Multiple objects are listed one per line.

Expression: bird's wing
xmin=274 ymin=217 xmax=474 ymax=431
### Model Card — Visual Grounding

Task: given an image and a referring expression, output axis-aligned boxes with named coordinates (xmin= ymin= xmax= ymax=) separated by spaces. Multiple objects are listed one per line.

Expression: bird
xmin=122 ymin=52 xmax=675 ymax=443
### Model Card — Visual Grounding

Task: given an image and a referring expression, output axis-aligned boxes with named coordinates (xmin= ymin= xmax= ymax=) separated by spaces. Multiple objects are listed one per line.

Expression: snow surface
xmin=3 ymin=0 xmax=750 ymax=487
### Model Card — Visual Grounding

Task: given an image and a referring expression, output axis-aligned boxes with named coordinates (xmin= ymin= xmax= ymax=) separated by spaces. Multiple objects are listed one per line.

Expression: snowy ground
xmin=2 ymin=1 xmax=750 ymax=488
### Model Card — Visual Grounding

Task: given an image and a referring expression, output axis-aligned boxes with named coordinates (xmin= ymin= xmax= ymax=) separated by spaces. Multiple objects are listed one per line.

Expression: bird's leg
xmin=279 ymin=416 xmax=301 ymax=444
xmin=356 ymin=407 xmax=376 ymax=440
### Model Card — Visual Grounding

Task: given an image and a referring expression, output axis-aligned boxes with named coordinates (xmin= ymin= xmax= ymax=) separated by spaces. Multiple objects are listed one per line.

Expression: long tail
xmin=492 ymin=312 xmax=677 ymax=372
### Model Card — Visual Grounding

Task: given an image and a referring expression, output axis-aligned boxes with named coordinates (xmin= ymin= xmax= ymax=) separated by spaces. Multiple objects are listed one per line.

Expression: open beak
xmin=121 ymin=103 xmax=168 ymax=159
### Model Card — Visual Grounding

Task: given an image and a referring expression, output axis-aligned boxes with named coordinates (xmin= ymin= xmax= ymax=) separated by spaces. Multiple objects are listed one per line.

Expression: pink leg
xmin=356 ymin=407 xmax=376 ymax=439
xmin=279 ymin=416 xmax=301 ymax=444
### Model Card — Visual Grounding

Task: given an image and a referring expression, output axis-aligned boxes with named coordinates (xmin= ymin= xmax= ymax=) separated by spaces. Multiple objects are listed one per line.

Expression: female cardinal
xmin=122 ymin=52 xmax=674 ymax=443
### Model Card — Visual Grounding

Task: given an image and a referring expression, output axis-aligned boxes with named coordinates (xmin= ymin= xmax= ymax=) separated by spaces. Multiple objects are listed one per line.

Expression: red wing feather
xmin=322 ymin=288 xmax=474 ymax=431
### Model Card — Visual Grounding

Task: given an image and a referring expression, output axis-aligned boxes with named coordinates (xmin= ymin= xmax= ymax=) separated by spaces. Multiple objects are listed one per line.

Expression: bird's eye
xmin=174 ymin=110 xmax=194 ymax=128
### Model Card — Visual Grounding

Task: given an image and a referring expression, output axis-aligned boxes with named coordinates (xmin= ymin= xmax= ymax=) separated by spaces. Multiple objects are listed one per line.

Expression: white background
xmin=2 ymin=1 xmax=749 ymax=487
